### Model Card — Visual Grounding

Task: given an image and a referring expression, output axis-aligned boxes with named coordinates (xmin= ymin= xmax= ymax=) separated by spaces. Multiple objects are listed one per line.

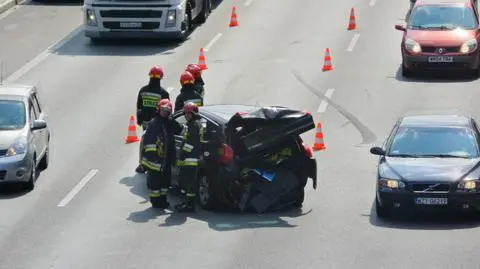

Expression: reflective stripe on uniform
xmin=142 ymin=92 xmax=163 ymax=98
xmin=149 ymin=188 xmax=168 ymax=197
xmin=184 ymin=99 xmax=202 ymax=106
xmin=181 ymin=158 xmax=199 ymax=166
xmin=186 ymin=193 xmax=196 ymax=197
xmin=182 ymin=143 xmax=194 ymax=152
xmin=144 ymin=144 xmax=157 ymax=152
xmin=142 ymin=95 xmax=161 ymax=108
xmin=141 ymin=158 xmax=162 ymax=171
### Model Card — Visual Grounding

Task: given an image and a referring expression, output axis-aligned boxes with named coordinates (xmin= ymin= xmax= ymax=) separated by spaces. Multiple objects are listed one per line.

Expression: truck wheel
xmin=178 ymin=7 xmax=192 ymax=42
xmin=197 ymin=0 xmax=211 ymax=23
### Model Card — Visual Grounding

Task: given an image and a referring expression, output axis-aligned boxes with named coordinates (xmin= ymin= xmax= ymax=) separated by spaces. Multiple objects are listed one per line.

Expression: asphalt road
xmin=1 ymin=0 xmax=480 ymax=268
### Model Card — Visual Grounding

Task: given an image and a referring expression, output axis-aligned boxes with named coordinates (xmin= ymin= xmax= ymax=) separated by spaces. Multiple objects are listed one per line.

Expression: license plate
xmin=120 ymin=22 xmax=142 ymax=28
xmin=428 ymin=56 xmax=453 ymax=63
xmin=415 ymin=197 xmax=448 ymax=205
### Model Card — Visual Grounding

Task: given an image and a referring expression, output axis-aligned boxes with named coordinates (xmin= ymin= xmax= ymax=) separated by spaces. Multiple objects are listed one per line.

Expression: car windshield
xmin=408 ymin=5 xmax=478 ymax=30
xmin=388 ymin=126 xmax=479 ymax=158
xmin=0 ymin=100 xmax=26 ymax=130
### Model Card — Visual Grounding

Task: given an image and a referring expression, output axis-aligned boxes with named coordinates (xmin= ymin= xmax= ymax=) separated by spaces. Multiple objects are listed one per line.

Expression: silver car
xmin=0 ymin=84 xmax=50 ymax=190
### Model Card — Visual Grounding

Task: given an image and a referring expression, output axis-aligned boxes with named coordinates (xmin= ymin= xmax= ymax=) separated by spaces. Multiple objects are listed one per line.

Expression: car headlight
xmin=6 ymin=137 xmax=27 ymax=157
xmin=86 ymin=9 xmax=97 ymax=26
xmin=457 ymin=179 xmax=480 ymax=192
xmin=166 ymin=9 xmax=176 ymax=27
xmin=405 ymin=38 xmax=421 ymax=53
xmin=460 ymin=39 xmax=478 ymax=53
xmin=378 ymin=178 xmax=406 ymax=189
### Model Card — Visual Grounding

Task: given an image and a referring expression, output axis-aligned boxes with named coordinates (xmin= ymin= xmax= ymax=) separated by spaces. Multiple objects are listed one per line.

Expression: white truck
xmin=83 ymin=0 xmax=213 ymax=43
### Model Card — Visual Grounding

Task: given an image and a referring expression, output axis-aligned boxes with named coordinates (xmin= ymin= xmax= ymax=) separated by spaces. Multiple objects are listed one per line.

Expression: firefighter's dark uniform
xmin=194 ymin=77 xmax=205 ymax=98
xmin=136 ymin=82 xmax=170 ymax=172
xmin=174 ymin=84 xmax=203 ymax=112
xmin=141 ymin=115 xmax=183 ymax=208
xmin=175 ymin=115 xmax=204 ymax=212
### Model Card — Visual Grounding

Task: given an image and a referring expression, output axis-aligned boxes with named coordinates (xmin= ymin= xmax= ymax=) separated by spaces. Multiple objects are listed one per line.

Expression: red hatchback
xmin=396 ymin=0 xmax=480 ymax=77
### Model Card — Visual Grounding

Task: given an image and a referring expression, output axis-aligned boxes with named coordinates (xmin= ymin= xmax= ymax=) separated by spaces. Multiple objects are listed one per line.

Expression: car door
xmin=28 ymin=99 xmax=42 ymax=164
xmin=31 ymin=92 xmax=47 ymax=157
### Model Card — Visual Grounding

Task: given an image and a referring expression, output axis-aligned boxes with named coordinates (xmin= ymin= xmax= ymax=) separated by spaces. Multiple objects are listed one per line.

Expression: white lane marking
xmin=346 ymin=34 xmax=360 ymax=52
xmin=6 ymin=26 xmax=82 ymax=82
xmin=204 ymin=33 xmax=222 ymax=52
xmin=369 ymin=0 xmax=376 ymax=6
xmin=57 ymin=169 xmax=99 ymax=207
xmin=317 ymin=88 xmax=335 ymax=113
xmin=167 ymin=87 xmax=174 ymax=93
xmin=244 ymin=0 xmax=254 ymax=6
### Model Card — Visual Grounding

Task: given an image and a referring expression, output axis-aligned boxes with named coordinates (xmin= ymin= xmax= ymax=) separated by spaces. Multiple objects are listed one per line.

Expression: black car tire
xmin=38 ymin=147 xmax=49 ymax=171
xmin=196 ymin=0 xmax=211 ymax=23
xmin=293 ymin=188 xmax=305 ymax=208
xmin=23 ymin=159 xmax=36 ymax=191
xmin=197 ymin=173 xmax=219 ymax=209
xmin=375 ymin=197 xmax=389 ymax=219
xmin=402 ymin=64 xmax=414 ymax=78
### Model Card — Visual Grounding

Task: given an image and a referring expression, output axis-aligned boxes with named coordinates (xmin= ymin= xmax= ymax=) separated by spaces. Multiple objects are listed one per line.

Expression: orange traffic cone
xmin=312 ymin=122 xmax=327 ymax=151
xmin=322 ymin=48 xmax=333 ymax=72
xmin=198 ymin=48 xmax=208 ymax=70
xmin=125 ymin=115 xmax=140 ymax=144
xmin=347 ymin=8 xmax=357 ymax=30
xmin=229 ymin=6 xmax=239 ymax=27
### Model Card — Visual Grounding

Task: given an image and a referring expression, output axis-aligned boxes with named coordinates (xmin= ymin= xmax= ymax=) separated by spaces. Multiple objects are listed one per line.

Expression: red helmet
xmin=185 ymin=64 xmax=202 ymax=78
xmin=180 ymin=71 xmax=195 ymax=85
xmin=149 ymin=65 xmax=164 ymax=79
xmin=156 ymin=99 xmax=172 ymax=116
xmin=183 ymin=102 xmax=199 ymax=115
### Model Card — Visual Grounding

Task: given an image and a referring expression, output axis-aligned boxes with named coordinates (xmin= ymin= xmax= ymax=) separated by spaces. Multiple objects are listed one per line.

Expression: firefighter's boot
xmin=149 ymin=190 xmax=169 ymax=209
xmin=175 ymin=196 xmax=196 ymax=212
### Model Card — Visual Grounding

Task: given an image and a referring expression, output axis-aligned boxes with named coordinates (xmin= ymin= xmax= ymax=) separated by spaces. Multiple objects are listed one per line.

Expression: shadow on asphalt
xmin=0 ymin=169 xmax=43 ymax=199
xmin=390 ymin=65 xmax=478 ymax=83
xmin=120 ymin=174 xmax=312 ymax=231
xmin=364 ymin=200 xmax=480 ymax=230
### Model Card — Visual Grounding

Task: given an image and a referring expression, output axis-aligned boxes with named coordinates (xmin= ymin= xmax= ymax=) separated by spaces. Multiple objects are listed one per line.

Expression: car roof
xmin=414 ymin=0 xmax=473 ymax=7
xmin=0 ymin=83 xmax=35 ymax=101
xmin=199 ymin=104 xmax=260 ymax=124
xmin=399 ymin=114 xmax=473 ymax=128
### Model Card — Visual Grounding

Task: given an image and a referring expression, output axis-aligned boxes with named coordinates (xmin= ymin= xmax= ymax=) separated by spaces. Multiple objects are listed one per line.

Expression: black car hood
xmin=381 ymin=157 xmax=480 ymax=182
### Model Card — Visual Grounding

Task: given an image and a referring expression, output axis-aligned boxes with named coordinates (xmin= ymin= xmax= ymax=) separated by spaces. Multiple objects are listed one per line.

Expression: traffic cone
xmin=312 ymin=122 xmax=326 ymax=151
xmin=322 ymin=48 xmax=333 ymax=72
xmin=347 ymin=8 xmax=357 ymax=30
xmin=229 ymin=6 xmax=239 ymax=27
xmin=125 ymin=115 xmax=140 ymax=144
xmin=198 ymin=48 xmax=208 ymax=70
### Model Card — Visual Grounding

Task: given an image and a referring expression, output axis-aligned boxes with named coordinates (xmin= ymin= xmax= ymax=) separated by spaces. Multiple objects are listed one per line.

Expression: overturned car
xmin=170 ymin=104 xmax=318 ymax=213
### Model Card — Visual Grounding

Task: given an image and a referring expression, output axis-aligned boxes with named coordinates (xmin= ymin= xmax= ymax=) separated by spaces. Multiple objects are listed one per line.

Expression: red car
xmin=396 ymin=0 xmax=480 ymax=77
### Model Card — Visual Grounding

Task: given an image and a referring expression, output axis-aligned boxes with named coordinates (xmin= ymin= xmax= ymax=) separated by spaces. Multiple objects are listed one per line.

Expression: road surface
xmin=0 ymin=0 xmax=479 ymax=268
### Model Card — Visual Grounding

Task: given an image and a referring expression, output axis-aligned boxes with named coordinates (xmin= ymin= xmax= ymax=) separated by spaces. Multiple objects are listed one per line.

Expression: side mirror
xmin=31 ymin=120 xmax=47 ymax=131
xmin=395 ymin=24 xmax=406 ymax=31
xmin=370 ymin=146 xmax=385 ymax=156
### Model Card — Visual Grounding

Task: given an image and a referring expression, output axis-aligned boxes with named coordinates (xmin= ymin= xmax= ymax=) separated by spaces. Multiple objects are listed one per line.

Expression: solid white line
xmin=204 ymin=33 xmax=222 ymax=52
xmin=6 ymin=26 xmax=82 ymax=82
xmin=57 ymin=169 xmax=99 ymax=207
xmin=346 ymin=34 xmax=360 ymax=52
xmin=244 ymin=0 xmax=254 ymax=6
xmin=369 ymin=0 xmax=376 ymax=6
xmin=317 ymin=88 xmax=335 ymax=113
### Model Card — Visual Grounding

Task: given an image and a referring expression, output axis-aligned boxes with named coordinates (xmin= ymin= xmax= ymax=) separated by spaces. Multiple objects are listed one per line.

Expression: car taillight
xmin=302 ymin=143 xmax=313 ymax=158
xmin=219 ymin=143 xmax=234 ymax=164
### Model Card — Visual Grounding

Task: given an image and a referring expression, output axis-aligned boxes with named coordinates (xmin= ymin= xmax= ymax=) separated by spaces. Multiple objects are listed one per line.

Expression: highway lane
xmin=0 ymin=0 xmax=83 ymax=78
xmin=1 ymin=0 xmax=477 ymax=268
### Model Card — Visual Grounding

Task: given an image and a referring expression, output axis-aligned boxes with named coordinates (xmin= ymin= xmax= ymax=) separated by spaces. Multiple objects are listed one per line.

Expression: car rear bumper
xmin=377 ymin=190 xmax=480 ymax=212
xmin=403 ymin=53 xmax=479 ymax=71
xmin=0 ymin=154 xmax=33 ymax=183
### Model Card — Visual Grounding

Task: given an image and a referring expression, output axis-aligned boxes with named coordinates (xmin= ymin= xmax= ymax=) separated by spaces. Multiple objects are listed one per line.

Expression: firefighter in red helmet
xmin=185 ymin=63 xmax=205 ymax=98
xmin=141 ymin=99 xmax=183 ymax=209
xmin=174 ymin=71 xmax=203 ymax=113
xmin=175 ymin=102 xmax=204 ymax=212
xmin=135 ymin=65 xmax=170 ymax=174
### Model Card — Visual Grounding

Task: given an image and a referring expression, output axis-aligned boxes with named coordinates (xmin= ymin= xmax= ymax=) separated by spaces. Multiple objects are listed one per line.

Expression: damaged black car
xmin=170 ymin=104 xmax=318 ymax=213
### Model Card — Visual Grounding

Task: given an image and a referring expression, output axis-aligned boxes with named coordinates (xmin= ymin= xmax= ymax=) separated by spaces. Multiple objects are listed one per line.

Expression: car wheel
xmin=197 ymin=0 xmax=211 ymax=23
xmin=402 ymin=64 xmax=414 ymax=78
xmin=293 ymin=188 xmax=305 ymax=208
xmin=178 ymin=7 xmax=192 ymax=42
xmin=23 ymin=159 xmax=36 ymax=191
xmin=38 ymin=147 xmax=49 ymax=171
xmin=197 ymin=174 xmax=217 ymax=209
xmin=375 ymin=197 xmax=389 ymax=219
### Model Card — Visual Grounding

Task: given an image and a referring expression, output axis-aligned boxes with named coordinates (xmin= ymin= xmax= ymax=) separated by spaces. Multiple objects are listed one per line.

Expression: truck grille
xmin=421 ymin=46 xmax=460 ymax=53
xmin=0 ymin=171 xmax=6 ymax=180
xmin=100 ymin=10 xmax=162 ymax=18
xmin=103 ymin=21 xmax=160 ymax=30
xmin=409 ymin=183 xmax=451 ymax=193
xmin=0 ymin=149 xmax=6 ymax=157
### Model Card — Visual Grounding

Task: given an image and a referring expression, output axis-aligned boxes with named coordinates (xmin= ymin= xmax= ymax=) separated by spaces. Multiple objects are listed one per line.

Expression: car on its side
xmin=0 ymin=84 xmax=50 ymax=190
xmin=170 ymin=104 xmax=318 ymax=213
xmin=396 ymin=0 xmax=480 ymax=77
xmin=370 ymin=114 xmax=480 ymax=218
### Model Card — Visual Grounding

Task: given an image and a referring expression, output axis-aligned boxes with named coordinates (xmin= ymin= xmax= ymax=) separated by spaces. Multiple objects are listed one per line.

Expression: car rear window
xmin=388 ymin=126 xmax=479 ymax=158
xmin=0 ymin=100 xmax=26 ymax=130
xmin=408 ymin=5 xmax=478 ymax=30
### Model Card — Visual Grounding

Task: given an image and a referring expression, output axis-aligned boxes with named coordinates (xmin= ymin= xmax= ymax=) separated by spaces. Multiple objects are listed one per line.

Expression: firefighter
xmin=135 ymin=65 xmax=170 ymax=173
xmin=141 ymin=99 xmax=183 ymax=209
xmin=185 ymin=63 xmax=205 ymax=98
xmin=174 ymin=102 xmax=204 ymax=212
xmin=174 ymin=71 xmax=203 ymax=113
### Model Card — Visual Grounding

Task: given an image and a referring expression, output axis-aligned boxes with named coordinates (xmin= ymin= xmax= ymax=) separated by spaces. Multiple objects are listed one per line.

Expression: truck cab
xmin=83 ymin=0 xmax=213 ymax=43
